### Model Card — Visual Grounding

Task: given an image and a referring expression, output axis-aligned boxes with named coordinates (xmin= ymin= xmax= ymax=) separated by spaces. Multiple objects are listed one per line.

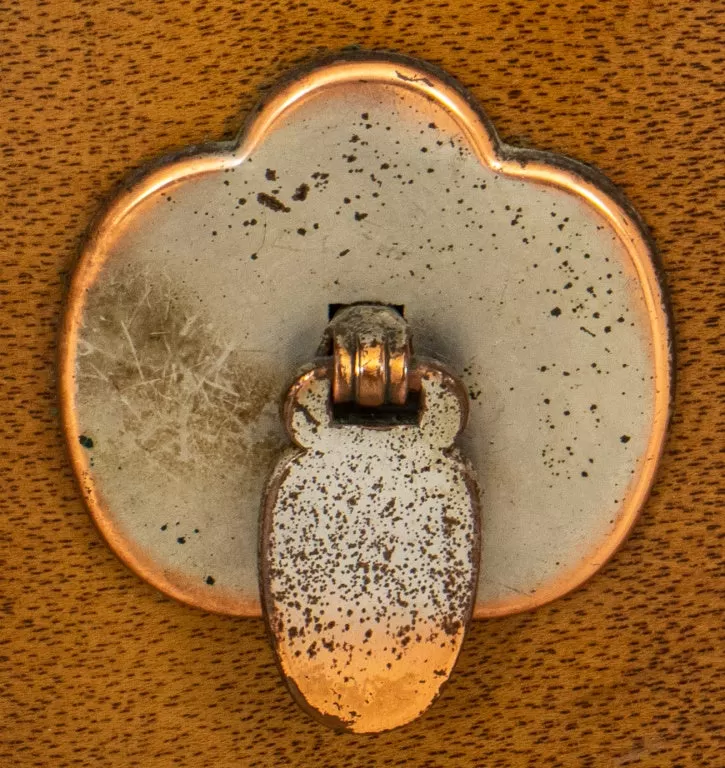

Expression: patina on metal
xmin=260 ymin=305 xmax=480 ymax=732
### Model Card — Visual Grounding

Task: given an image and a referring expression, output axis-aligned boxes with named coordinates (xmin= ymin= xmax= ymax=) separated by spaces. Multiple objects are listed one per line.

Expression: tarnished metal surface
xmin=59 ymin=53 xmax=672 ymax=618
xmin=261 ymin=361 xmax=479 ymax=732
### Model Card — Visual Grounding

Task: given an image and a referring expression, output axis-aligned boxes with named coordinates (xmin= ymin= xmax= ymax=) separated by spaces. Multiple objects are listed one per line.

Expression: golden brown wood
xmin=1 ymin=1 xmax=721 ymax=765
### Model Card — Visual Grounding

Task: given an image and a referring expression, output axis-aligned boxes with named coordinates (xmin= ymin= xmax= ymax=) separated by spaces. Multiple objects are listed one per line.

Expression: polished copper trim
xmin=58 ymin=52 xmax=672 ymax=619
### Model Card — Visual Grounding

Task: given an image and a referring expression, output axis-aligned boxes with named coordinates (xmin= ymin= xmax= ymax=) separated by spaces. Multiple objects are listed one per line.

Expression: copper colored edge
xmin=387 ymin=341 xmax=409 ymax=406
xmin=356 ymin=340 xmax=386 ymax=407
xmin=332 ymin=334 xmax=354 ymax=404
xmin=58 ymin=53 xmax=672 ymax=619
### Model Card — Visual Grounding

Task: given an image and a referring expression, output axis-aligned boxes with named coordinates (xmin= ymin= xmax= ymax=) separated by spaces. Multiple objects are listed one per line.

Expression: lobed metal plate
xmin=59 ymin=53 xmax=672 ymax=618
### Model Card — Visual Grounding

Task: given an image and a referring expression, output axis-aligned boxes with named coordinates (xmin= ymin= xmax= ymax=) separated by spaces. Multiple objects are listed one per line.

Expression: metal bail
xmin=261 ymin=306 xmax=481 ymax=733
xmin=328 ymin=304 xmax=411 ymax=408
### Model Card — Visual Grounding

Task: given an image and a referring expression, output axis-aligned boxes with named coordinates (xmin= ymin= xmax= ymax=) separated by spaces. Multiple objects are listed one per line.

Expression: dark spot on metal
xmin=257 ymin=192 xmax=290 ymax=213
xmin=79 ymin=435 xmax=94 ymax=449
xmin=292 ymin=183 xmax=309 ymax=201
xmin=394 ymin=71 xmax=434 ymax=87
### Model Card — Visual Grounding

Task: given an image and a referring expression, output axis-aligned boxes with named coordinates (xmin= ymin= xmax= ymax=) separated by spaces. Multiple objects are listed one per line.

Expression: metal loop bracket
xmin=329 ymin=304 xmax=411 ymax=408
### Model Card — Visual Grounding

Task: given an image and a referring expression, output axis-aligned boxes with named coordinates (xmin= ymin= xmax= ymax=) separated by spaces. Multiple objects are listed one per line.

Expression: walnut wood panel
xmin=1 ymin=1 xmax=722 ymax=766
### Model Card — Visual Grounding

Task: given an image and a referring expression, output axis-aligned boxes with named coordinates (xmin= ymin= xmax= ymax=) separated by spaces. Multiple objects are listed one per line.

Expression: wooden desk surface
xmin=1 ymin=2 xmax=722 ymax=765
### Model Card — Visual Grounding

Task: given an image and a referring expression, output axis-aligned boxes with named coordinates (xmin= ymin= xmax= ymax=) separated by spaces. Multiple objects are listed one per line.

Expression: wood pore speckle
xmin=1 ymin=1 xmax=722 ymax=766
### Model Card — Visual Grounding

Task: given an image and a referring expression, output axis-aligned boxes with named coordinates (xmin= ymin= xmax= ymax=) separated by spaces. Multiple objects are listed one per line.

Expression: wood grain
xmin=1 ymin=1 xmax=722 ymax=766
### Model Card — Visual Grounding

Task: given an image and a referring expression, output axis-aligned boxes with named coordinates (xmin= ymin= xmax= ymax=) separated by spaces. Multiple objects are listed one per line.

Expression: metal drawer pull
xmin=261 ymin=305 xmax=480 ymax=732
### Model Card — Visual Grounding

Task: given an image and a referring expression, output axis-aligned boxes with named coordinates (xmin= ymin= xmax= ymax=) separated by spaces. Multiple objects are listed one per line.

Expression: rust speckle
xmin=256 ymin=192 xmax=290 ymax=213
xmin=292 ymin=183 xmax=310 ymax=201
